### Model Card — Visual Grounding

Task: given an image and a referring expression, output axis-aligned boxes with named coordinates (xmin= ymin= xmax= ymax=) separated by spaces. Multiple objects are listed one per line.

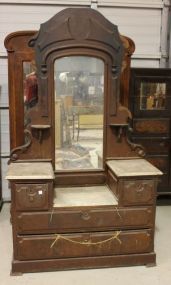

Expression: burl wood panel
xmin=133 ymin=119 xmax=170 ymax=134
xmin=15 ymin=206 xmax=154 ymax=234
xmin=16 ymin=230 xmax=153 ymax=260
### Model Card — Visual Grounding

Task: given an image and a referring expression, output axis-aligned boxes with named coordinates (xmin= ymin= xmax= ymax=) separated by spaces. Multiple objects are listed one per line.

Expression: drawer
xmin=13 ymin=182 xmax=53 ymax=211
xmin=15 ymin=229 xmax=153 ymax=260
xmin=132 ymin=137 xmax=169 ymax=154
xmin=15 ymin=206 xmax=154 ymax=234
xmin=120 ymin=180 xmax=155 ymax=206
xmin=133 ymin=119 xmax=170 ymax=135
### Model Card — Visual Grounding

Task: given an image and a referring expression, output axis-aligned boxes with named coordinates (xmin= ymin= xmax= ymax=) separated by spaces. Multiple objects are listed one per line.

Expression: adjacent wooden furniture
xmin=5 ymin=8 xmax=162 ymax=274
xmin=130 ymin=68 xmax=171 ymax=196
xmin=0 ymin=163 xmax=2 ymax=211
xmin=0 ymin=102 xmax=2 ymax=211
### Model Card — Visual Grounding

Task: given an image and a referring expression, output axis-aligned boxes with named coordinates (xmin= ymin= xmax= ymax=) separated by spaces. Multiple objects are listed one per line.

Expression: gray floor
xmin=0 ymin=203 xmax=171 ymax=285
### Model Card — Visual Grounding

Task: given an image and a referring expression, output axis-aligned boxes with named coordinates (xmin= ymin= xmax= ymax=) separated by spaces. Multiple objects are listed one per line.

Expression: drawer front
xmin=133 ymin=119 xmax=170 ymax=135
xmin=16 ymin=230 xmax=153 ymax=260
xmin=14 ymin=183 xmax=52 ymax=211
xmin=132 ymin=137 xmax=169 ymax=154
xmin=16 ymin=206 xmax=154 ymax=234
xmin=121 ymin=180 xmax=155 ymax=206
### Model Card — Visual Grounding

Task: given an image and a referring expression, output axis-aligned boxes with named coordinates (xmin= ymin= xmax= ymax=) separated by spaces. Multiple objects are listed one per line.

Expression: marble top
xmin=6 ymin=162 xmax=54 ymax=180
xmin=107 ymin=159 xmax=163 ymax=177
xmin=54 ymin=185 xmax=118 ymax=207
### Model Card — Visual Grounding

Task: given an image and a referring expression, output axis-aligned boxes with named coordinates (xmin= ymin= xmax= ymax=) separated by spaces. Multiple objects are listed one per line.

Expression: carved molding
xmin=4 ymin=30 xmax=36 ymax=53
xmin=126 ymin=125 xmax=146 ymax=157
xmin=29 ymin=8 xmax=124 ymax=116
xmin=8 ymin=129 xmax=32 ymax=163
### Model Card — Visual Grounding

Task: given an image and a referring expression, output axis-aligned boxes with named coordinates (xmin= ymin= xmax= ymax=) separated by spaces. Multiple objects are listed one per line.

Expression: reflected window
xmin=54 ymin=56 xmax=104 ymax=170
xmin=23 ymin=61 xmax=38 ymax=127
xmin=140 ymin=82 xmax=166 ymax=110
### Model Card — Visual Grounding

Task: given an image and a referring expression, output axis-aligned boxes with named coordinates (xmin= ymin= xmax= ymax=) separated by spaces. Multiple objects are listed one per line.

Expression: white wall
xmin=0 ymin=0 xmax=166 ymax=200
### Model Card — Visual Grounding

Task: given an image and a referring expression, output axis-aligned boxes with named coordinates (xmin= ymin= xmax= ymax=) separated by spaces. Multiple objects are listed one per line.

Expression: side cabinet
xmin=129 ymin=68 xmax=171 ymax=197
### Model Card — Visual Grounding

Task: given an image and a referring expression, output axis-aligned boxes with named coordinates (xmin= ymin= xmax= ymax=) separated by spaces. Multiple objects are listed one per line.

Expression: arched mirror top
xmin=5 ymin=7 xmax=143 ymax=167
xmin=29 ymin=8 xmax=124 ymax=81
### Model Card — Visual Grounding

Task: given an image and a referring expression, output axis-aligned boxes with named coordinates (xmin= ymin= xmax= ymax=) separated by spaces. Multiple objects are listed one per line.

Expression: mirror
xmin=140 ymin=82 xmax=166 ymax=110
xmin=54 ymin=56 xmax=104 ymax=170
xmin=23 ymin=61 xmax=38 ymax=128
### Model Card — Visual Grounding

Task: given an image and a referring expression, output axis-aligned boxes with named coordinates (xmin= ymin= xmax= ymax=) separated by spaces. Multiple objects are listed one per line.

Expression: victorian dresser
xmin=5 ymin=8 xmax=162 ymax=274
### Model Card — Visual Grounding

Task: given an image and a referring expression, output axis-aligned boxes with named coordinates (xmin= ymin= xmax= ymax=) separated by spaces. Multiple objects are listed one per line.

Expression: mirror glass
xmin=54 ymin=56 xmax=104 ymax=170
xmin=140 ymin=82 xmax=166 ymax=110
xmin=23 ymin=61 xmax=38 ymax=128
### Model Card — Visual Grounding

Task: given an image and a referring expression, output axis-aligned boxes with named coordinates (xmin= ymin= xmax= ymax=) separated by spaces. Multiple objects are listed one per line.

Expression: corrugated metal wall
xmin=0 ymin=0 xmax=168 ymax=200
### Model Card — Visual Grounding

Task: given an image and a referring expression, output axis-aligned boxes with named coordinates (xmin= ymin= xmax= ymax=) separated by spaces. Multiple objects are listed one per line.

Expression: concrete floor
xmin=0 ymin=203 xmax=171 ymax=285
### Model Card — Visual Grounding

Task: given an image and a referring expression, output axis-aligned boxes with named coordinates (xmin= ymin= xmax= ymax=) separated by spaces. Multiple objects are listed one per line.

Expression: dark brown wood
xmin=4 ymin=31 xmax=35 ymax=150
xmin=15 ymin=206 xmax=154 ymax=234
xmin=11 ymin=253 xmax=156 ymax=274
xmin=4 ymin=11 xmax=138 ymax=166
xmin=5 ymin=7 xmax=160 ymax=274
xmin=120 ymin=35 xmax=135 ymax=107
xmin=130 ymin=68 xmax=171 ymax=196
xmin=119 ymin=179 xmax=155 ymax=206
xmin=15 ymin=229 xmax=153 ymax=260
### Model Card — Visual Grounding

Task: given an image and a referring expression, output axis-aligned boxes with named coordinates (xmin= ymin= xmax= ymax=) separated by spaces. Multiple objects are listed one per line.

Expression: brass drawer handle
xmin=81 ymin=212 xmax=90 ymax=221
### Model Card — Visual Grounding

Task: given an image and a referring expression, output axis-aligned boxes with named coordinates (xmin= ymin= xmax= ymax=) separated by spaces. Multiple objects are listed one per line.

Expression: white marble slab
xmin=5 ymin=162 xmax=54 ymax=180
xmin=107 ymin=159 xmax=163 ymax=177
xmin=54 ymin=185 xmax=118 ymax=207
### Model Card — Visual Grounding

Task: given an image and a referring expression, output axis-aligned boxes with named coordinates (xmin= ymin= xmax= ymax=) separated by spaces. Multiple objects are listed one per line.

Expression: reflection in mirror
xmin=140 ymin=82 xmax=166 ymax=110
xmin=54 ymin=56 xmax=104 ymax=170
xmin=23 ymin=61 xmax=38 ymax=128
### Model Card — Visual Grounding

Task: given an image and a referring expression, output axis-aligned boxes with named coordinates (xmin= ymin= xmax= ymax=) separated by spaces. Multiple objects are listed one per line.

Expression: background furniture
xmin=130 ymin=68 xmax=171 ymax=197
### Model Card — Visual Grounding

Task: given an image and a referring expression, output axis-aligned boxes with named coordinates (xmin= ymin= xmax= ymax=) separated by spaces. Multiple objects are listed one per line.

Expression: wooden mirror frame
xmin=5 ymin=8 xmax=141 ymax=185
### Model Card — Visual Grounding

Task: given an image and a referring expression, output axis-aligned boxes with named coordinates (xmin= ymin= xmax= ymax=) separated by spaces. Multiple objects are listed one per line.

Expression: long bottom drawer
xmin=16 ymin=229 xmax=153 ymax=260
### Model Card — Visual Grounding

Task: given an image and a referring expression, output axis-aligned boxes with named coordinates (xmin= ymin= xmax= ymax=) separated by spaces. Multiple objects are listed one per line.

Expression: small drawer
xmin=120 ymin=180 xmax=155 ymax=206
xmin=15 ymin=206 xmax=154 ymax=234
xmin=16 ymin=229 xmax=153 ymax=260
xmin=14 ymin=183 xmax=52 ymax=211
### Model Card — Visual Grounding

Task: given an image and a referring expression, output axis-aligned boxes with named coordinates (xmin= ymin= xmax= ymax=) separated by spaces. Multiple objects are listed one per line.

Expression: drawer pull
xmin=81 ymin=212 xmax=90 ymax=221
xmin=50 ymin=231 xmax=122 ymax=248
xmin=27 ymin=189 xmax=37 ymax=202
